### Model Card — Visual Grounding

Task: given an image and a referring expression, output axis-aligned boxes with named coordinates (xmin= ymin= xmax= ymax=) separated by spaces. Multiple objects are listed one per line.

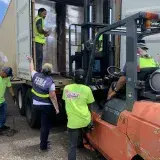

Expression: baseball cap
xmin=2 ymin=67 xmax=13 ymax=77
xmin=137 ymin=39 xmax=148 ymax=50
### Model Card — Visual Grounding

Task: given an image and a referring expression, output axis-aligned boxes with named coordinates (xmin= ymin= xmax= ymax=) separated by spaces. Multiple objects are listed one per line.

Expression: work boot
xmin=39 ymin=148 xmax=48 ymax=153
xmin=47 ymin=141 xmax=52 ymax=148
xmin=0 ymin=125 xmax=10 ymax=131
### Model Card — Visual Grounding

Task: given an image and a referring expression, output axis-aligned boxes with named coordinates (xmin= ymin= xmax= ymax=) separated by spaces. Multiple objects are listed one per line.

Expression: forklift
xmin=69 ymin=0 xmax=160 ymax=159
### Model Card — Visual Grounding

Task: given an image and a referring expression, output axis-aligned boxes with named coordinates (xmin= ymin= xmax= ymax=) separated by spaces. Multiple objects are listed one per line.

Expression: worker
xmin=107 ymin=41 xmax=157 ymax=100
xmin=34 ymin=8 xmax=51 ymax=72
xmin=95 ymin=29 xmax=103 ymax=52
xmin=27 ymin=56 xmax=59 ymax=151
xmin=62 ymin=69 xmax=95 ymax=160
xmin=0 ymin=67 xmax=16 ymax=133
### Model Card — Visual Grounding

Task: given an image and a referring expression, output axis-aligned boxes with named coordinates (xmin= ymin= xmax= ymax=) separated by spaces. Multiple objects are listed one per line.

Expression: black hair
xmin=38 ymin=8 xmax=46 ymax=15
xmin=74 ymin=69 xmax=86 ymax=84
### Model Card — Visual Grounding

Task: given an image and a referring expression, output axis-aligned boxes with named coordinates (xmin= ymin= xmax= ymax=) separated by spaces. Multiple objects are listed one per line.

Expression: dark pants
xmin=35 ymin=42 xmax=43 ymax=72
xmin=68 ymin=128 xmax=81 ymax=160
xmin=33 ymin=105 xmax=52 ymax=150
xmin=0 ymin=102 xmax=7 ymax=128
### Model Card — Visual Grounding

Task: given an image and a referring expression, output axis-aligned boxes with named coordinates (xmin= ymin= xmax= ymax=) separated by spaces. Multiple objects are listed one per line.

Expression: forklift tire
xmin=17 ymin=86 xmax=27 ymax=116
xmin=25 ymin=89 xmax=39 ymax=128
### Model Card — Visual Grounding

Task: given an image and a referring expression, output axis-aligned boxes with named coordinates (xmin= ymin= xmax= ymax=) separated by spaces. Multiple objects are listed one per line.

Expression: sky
xmin=0 ymin=0 xmax=11 ymax=24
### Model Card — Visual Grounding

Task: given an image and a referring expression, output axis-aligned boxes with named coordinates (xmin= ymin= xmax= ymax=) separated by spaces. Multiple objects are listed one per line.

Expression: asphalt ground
xmin=0 ymin=91 xmax=99 ymax=160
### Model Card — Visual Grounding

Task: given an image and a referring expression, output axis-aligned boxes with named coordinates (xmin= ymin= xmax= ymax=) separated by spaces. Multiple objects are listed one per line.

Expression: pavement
xmin=0 ymin=92 xmax=98 ymax=160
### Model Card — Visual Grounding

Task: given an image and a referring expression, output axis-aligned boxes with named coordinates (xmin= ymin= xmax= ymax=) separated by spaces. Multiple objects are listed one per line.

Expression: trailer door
xmin=15 ymin=0 xmax=32 ymax=80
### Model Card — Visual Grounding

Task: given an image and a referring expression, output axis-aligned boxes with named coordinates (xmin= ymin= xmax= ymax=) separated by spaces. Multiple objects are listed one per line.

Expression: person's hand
xmin=107 ymin=91 xmax=116 ymax=100
xmin=45 ymin=30 xmax=51 ymax=37
xmin=26 ymin=56 xmax=32 ymax=62
xmin=12 ymin=95 xmax=16 ymax=104
xmin=55 ymin=109 xmax=59 ymax=114
xmin=44 ymin=33 xmax=49 ymax=37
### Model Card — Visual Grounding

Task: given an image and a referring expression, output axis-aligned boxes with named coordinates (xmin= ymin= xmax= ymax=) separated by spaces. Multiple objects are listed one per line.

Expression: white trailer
xmin=0 ymin=0 xmax=84 ymax=127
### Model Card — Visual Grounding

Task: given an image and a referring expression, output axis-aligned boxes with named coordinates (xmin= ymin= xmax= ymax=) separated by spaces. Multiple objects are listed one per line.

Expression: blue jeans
xmin=0 ymin=102 xmax=7 ymax=128
xmin=33 ymin=105 xmax=53 ymax=150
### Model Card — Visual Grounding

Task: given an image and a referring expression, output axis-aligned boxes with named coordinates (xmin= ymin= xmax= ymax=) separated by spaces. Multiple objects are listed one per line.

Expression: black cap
xmin=74 ymin=69 xmax=86 ymax=84
xmin=138 ymin=39 xmax=146 ymax=44
xmin=2 ymin=67 xmax=13 ymax=77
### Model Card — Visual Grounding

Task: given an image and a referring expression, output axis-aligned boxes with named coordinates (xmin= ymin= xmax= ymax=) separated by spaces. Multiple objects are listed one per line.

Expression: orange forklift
xmin=69 ymin=0 xmax=160 ymax=159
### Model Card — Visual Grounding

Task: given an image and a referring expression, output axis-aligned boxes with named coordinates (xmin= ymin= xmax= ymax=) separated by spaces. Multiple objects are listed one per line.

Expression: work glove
xmin=12 ymin=96 xmax=16 ymax=104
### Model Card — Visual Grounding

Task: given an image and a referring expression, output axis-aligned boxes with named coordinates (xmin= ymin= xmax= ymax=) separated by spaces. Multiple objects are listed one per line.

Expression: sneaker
xmin=39 ymin=148 xmax=48 ymax=153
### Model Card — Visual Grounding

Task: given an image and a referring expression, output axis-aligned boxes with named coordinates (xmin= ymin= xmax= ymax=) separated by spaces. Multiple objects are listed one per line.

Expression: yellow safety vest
xmin=34 ymin=16 xmax=46 ymax=44
xmin=95 ymin=33 xmax=103 ymax=52
xmin=139 ymin=57 xmax=157 ymax=68
xmin=98 ymin=35 xmax=103 ymax=52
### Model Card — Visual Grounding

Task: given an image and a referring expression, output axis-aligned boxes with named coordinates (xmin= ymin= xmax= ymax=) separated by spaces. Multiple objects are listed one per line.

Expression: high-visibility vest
xmin=139 ymin=57 xmax=157 ymax=68
xmin=98 ymin=35 xmax=103 ymax=51
xmin=95 ymin=33 xmax=103 ymax=52
xmin=34 ymin=16 xmax=46 ymax=44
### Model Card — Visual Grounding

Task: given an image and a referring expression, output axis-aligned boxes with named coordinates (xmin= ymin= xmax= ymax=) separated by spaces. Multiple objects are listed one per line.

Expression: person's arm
xmin=7 ymin=79 xmax=16 ymax=103
xmin=49 ymin=83 xmax=59 ymax=114
xmin=87 ymin=88 xmax=95 ymax=112
xmin=114 ymin=76 xmax=126 ymax=92
xmin=27 ymin=56 xmax=35 ymax=72
xmin=49 ymin=90 xmax=59 ymax=114
xmin=107 ymin=75 xmax=126 ymax=100
xmin=9 ymin=86 xmax=15 ymax=97
xmin=36 ymin=19 xmax=49 ymax=35
xmin=114 ymin=63 xmax=126 ymax=92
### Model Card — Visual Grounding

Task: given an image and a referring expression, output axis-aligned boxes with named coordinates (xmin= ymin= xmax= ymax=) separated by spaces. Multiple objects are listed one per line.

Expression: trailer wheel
xmin=17 ymin=86 xmax=27 ymax=116
xmin=25 ymin=89 xmax=38 ymax=128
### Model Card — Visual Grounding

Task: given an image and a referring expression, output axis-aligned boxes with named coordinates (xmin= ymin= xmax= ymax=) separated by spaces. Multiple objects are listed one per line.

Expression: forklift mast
xmin=81 ymin=0 xmax=113 ymax=75
xmin=69 ymin=0 xmax=118 ymax=78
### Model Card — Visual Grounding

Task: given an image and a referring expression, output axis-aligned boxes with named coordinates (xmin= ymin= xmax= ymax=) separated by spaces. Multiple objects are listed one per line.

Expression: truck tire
xmin=17 ymin=86 xmax=26 ymax=116
xmin=25 ymin=88 xmax=39 ymax=128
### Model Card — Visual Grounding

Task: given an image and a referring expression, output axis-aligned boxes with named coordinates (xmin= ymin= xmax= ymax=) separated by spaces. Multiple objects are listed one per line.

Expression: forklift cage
xmin=85 ymin=11 xmax=160 ymax=111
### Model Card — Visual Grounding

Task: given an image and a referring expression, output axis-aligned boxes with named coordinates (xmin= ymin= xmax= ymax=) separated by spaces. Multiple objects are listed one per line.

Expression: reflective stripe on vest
xmin=139 ymin=57 xmax=157 ymax=68
xmin=34 ymin=16 xmax=46 ymax=44
xmin=31 ymin=89 xmax=49 ymax=98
